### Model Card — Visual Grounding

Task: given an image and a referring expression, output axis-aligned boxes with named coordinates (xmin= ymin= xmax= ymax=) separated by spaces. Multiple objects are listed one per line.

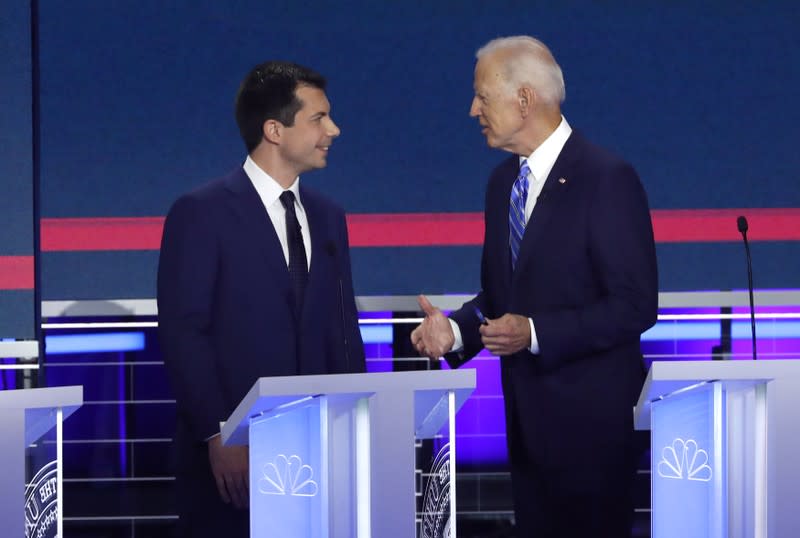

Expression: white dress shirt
xmin=243 ymin=156 xmax=312 ymax=269
xmin=449 ymin=116 xmax=573 ymax=355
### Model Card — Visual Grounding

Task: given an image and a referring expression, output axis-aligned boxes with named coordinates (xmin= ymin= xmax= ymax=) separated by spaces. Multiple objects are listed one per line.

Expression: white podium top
xmin=0 ymin=385 xmax=83 ymax=445
xmin=222 ymin=369 xmax=476 ymax=445
xmin=634 ymin=359 xmax=800 ymax=430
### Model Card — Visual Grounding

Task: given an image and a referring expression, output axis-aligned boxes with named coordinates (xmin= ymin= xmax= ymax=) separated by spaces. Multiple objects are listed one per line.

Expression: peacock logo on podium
xmin=24 ymin=460 xmax=58 ymax=538
xmin=657 ymin=438 xmax=713 ymax=482
xmin=257 ymin=454 xmax=319 ymax=497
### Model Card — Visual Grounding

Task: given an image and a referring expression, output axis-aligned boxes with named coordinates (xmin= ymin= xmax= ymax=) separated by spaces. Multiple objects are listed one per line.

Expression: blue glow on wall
xmin=644 ymin=322 xmax=722 ymax=341
xmin=359 ymin=324 xmax=392 ymax=345
xmin=45 ymin=332 xmax=145 ymax=354
xmin=643 ymin=320 xmax=800 ymax=342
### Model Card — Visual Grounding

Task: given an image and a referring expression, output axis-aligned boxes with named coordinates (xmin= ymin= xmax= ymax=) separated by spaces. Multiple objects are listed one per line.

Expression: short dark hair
xmin=234 ymin=61 xmax=327 ymax=153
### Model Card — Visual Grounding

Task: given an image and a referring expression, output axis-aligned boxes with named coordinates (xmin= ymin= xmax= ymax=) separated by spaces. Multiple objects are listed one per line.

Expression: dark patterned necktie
xmin=509 ymin=160 xmax=530 ymax=270
xmin=279 ymin=191 xmax=308 ymax=316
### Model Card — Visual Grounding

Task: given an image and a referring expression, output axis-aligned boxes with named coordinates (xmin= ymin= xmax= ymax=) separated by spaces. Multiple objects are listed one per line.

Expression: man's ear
xmin=518 ymin=86 xmax=535 ymax=117
xmin=262 ymin=119 xmax=282 ymax=144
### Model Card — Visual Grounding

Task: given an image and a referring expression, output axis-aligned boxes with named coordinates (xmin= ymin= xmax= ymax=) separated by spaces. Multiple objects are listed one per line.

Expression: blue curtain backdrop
xmin=9 ymin=1 xmax=800 ymax=300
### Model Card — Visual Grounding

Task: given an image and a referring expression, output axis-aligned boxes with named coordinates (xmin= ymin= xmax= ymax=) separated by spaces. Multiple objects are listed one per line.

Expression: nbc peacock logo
xmin=257 ymin=454 xmax=319 ymax=497
xmin=657 ymin=438 xmax=713 ymax=482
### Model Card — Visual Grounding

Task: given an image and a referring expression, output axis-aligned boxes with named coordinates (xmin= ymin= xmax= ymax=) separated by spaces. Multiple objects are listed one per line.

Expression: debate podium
xmin=634 ymin=359 xmax=800 ymax=538
xmin=221 ymin=369 xmax=476 ymax=538
xmin=0 ymin=385 xmax=83 ymax=538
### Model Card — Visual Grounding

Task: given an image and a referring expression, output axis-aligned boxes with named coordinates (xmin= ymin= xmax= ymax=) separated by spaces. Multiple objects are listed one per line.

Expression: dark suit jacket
xmin=157 ymin=166 xmax=365 ymax=450
xmin=448 ymin=130 xmax=658 ymax=469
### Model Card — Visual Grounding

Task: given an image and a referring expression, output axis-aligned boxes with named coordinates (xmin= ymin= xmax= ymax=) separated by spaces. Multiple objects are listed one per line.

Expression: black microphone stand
xmin=737 ymin=216 xmax=757 ymax=360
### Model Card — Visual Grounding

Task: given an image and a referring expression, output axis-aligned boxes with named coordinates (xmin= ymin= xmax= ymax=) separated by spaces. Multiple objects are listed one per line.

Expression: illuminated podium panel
xmin=221 ymin=369 xmax=476 ymax=538
xmin=634 ymin=360 xmax=800 ymax=538
xmin=0 ymin=386 xmax=83 ymax=538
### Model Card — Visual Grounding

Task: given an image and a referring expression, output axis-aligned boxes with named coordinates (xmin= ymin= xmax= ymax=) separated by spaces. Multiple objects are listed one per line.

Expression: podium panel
xmin=25 ymin=424 xmax=60 ymax=538
xmin=250 ymin=399 xmax=325 ymax=536
xmin=416 ymin=390 xmax=456 ymax=538
xmin=651 ymin=383 xmax=725 ymax=537
xmin=635 ymin=360 xmax=798 ymax=538
xmin=222 ymin=370 xmax=475 ymax=538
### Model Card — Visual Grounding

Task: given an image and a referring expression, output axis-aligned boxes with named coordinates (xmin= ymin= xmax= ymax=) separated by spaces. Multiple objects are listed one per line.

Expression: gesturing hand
xmin=479 ymin=313 xmax=531 ymax=356
xmin=410 ymin=294 xmax=455 ymax=359
xmin=208 ymin=435 xmax=249 ymax=509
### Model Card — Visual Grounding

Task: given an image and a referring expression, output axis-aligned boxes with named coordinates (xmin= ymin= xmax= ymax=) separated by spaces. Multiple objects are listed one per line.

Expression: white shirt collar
xmin=520 ymin=115 xmax=572 ymax=181
xmin=243 ymin=156 xmax=304 ymax=212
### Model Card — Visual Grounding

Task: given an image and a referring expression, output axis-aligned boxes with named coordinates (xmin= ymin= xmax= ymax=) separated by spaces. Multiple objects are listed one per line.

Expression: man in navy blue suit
xmin=412 ymin=36 xmax=658 ymax=537
xmin=158 ymin=61 xmax=365 ymax=537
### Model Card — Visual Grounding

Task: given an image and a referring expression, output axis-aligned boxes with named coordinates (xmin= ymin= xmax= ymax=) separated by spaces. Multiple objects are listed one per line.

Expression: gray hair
xmin=476 ymin=36 xmax=566 ymax=106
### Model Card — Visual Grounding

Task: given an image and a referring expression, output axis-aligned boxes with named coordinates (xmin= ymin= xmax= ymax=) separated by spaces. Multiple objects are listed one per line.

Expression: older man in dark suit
xmin=158 ymin=61 xmax=365 ymax=537
xmin=412 ymin=36 xmax=658 ymax=537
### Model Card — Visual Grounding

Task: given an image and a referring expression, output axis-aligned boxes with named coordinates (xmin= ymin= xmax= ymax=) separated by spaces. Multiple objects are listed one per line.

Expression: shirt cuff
xmin=448 ymin=318 xmax=464 ymax=353
xmin=529 ymin=317 xmax=540 ymax=354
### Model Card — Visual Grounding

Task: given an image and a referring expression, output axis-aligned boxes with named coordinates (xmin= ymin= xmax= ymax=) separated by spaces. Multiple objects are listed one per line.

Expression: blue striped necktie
xmin=509 ymin=160 xmax=530 ymax=270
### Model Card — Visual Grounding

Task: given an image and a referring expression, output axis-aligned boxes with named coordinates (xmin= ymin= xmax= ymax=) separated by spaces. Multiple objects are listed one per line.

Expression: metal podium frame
xmin=0 ymin=385 xmax=83 ymax=538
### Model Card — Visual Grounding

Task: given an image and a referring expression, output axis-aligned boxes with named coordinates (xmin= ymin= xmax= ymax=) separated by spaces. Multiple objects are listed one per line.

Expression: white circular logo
xmin=25 ymin=460 xmax=59 ymax=538
xmin=420 ymin=444 xmax=451 ymax=538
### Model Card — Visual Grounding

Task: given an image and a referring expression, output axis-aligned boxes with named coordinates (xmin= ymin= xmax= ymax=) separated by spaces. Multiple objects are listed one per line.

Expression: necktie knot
xmin=280 ymin=190 xmax=297 ymax=212
xmin=518 ymin=161 xmax=531 ymax=187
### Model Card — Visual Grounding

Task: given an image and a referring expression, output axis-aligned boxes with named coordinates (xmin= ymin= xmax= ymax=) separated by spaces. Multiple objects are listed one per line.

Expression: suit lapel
xmin=497 ymin=159 xmax=517 ymax=284
xmin=298 ymin=187 xmax=333 ymax=322
xmin=513 ymin=132 xmax=580 ymax=278
xmin=223 ymin=169 xmax=291 ymax=290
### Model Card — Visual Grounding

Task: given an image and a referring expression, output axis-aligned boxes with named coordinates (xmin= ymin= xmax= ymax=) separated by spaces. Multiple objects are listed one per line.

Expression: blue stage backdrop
xmin=0 ymin=2 xmax=35 ymax=338
xmin=27 ymin=1 xmax=800 ymax=301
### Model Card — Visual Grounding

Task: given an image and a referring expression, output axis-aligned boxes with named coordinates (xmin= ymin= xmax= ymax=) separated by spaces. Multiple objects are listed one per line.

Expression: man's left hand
xmin=480 ymin=314 xmax=531 ymax=356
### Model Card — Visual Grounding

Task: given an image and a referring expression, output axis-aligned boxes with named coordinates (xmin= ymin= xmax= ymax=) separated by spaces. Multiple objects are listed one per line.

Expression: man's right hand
xmin=208 ymin=435 xmax=249 ymax=509
xmin=410 ymin=294 xmax=455 ymax=359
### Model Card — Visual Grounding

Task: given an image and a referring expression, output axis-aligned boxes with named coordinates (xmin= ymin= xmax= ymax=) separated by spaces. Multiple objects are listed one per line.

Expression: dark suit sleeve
xmin=534 ymin=163 xmax=658 ymax=370
xmin=445 ymin=291 xmax=487 ymax=368
xmin=157 ymin=195 xmax=228 ymax=441
xmin=337 ymin=211 xmax=366 ymax=372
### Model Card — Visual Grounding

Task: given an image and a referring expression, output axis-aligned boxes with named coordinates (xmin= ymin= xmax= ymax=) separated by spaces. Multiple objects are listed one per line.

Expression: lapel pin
xmin=558 ymin=177 xmax=567 ymax=184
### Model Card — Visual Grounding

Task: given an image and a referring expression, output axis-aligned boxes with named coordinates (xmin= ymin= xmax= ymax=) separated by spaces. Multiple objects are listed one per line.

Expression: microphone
xmin=326 ymin=240 xmax=350 ymax=371
xmin=737 ymin=216 xmax=757 ymax=360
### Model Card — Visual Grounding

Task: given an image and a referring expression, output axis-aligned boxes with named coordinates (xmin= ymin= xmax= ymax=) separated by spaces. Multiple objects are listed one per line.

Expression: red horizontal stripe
xmin=652 ymin=208 xmax=800 ymax=242
xmin=347 ymin=212 xmax=483 ymax=247
xmin=40 ymin=217 xmax=165 ymax=252
xmin=39 ymin=208 xmax=800 ymax=251
xmin=0 ymin=256 xmax=34 ymax=290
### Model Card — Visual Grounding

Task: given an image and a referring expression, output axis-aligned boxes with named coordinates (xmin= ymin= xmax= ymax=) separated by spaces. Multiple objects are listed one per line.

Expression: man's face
xmin=469 ymin=54 xmax=523 ymax=153
xmin=279 ymin=85 xmax=341 ymax=174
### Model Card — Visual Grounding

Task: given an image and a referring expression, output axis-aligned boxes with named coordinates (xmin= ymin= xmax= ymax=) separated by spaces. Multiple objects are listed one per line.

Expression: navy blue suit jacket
xmin=157 ymin=167 xmax=365 ymax=445
xmin=448 ymin=131 xmax=658 ymax=468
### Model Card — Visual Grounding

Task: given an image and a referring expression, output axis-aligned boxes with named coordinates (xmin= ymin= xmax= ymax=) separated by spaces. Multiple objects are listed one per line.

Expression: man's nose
xmin=326 ymin=117 xmax=341 ymax=138
xmin=469 ymin=97 xmax=480 ymax=117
